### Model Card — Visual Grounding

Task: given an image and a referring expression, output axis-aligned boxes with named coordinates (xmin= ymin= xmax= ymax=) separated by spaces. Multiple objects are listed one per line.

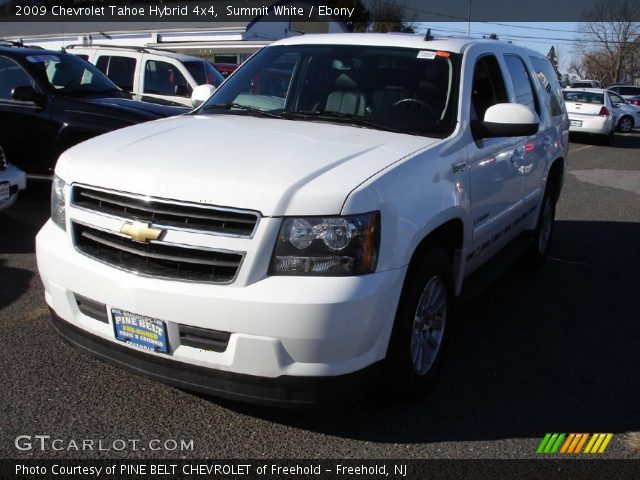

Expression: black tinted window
xmin=184 ymin=60 xmax=224 ymax=87
xmin=96 ymin=56 xmax=136 ymax=91
xmin=144 ymin=60 xmax=191 ymax=97
xmin=0 ymin=56 xmax=36 ymax=100
xmin=529 ymin=56 xmax=564 ymax=117
xmin=619 ymin=86 xmax=640 ymax=96
xmin=504 ymin=55 xmax=538 ymax=113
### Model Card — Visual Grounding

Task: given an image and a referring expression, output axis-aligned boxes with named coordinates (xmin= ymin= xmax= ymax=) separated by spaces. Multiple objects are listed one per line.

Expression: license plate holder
xmin=112 ymin=308 xmax=169 ymax=354
xmin=0 ymin=182 xmax=10 ymax=201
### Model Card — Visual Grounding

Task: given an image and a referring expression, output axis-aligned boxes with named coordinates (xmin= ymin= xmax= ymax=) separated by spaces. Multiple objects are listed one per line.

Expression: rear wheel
xmin=617 ymin=116 xmax=634 ymax=133
xmin=384 ymin=249 xmax=454 ymax=399
xmin=522 ymin=181 xmax=556 ymax=266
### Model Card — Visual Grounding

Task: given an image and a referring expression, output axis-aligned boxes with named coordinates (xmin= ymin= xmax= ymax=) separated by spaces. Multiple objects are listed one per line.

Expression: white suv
xmin=67 ymin=45 xmax=225 ymax=107
xmin=37 ymin=34 xmax=569 ymax=406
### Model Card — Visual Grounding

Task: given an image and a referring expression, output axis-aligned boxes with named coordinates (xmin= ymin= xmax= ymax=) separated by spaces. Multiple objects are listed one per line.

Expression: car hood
xmin=57 ymin=114 xmax=439 ymax=216
xmin=80 ymin=96 xmax=189 ymax=119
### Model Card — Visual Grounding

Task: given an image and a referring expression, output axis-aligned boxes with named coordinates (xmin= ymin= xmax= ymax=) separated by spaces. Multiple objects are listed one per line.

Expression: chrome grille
xmin=72 ymin=223 xmax=243 ymax=283
xmin=71 ymin=185 xmax=259 ymax=237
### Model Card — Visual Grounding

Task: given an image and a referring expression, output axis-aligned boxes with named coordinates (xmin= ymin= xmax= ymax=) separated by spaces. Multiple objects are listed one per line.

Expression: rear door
xmin=94 ymin=53 xmax=138 ymax=93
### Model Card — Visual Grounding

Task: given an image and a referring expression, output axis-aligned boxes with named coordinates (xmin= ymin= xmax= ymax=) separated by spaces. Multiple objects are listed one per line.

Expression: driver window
xmin=0 ymin=56 xmax=36 ymax=100
xmin=471 ymin=55 xmax=508 ymax=121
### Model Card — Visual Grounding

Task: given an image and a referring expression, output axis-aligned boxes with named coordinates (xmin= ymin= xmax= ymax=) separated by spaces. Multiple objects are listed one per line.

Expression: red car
xmin=212 ymin=62 xmax=238 ymax=78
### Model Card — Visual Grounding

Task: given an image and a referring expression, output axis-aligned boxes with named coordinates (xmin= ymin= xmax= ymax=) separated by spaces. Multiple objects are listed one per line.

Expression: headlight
xmin=50 ymin=175 xmax=66 ymax=231
xmin=269 ymin=212 xmax=380 ymax=276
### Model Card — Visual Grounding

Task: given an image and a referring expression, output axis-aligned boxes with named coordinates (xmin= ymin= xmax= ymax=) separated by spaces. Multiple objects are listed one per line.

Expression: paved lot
xmin=1 ymin=132 xmax=639 ymax=459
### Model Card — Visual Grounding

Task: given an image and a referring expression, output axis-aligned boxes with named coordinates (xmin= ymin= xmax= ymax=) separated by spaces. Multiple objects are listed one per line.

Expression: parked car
xmin=67 ymin=45 xmax=225 ymax=108
xmin=608 ymin=90 xmax=640 ymax=133
xmin=0 ymin=45 xmax=188 ymax=177
xmin=0 ymin=145 xmax=26 ymax=212
xmin=563 ymin=88 xmax=616 ymax=144
xmin=213 ymin=62 xmax=239 ymax=78
xmin=607 ymin=84 xmax=640 ymax=107
xmin=37 ymin=33 xmax=568 ymax=406
xmin=570 ymin=79 xmax=601 ymax=88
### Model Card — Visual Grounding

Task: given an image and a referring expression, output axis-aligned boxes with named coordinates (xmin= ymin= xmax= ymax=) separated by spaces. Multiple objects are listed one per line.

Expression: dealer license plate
xmin=0 ymin=182 xmax=10 ymax=201
xmin=112 ymin=308 xmax=168 ymax=353
xmin=570 ymin=120 xmax=583 ymax=127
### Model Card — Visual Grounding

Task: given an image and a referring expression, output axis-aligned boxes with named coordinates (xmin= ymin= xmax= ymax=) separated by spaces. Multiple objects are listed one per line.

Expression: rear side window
xmin=619 ymin=86 xmax=640 ymax=96
xmin=95 ymin=55 xmax=136 ymax=91
xmin=563 ymin=91 xmax=604 ymax=104
xmin=529 ymin=56 xmax=564 ymax=117
xmin=144 ymin=60 xmax=191 ymax=97
xmin=0 ymin=56 xmax=36 ymax=100
xmin=503 ymin=55 xmax=539 ymax=113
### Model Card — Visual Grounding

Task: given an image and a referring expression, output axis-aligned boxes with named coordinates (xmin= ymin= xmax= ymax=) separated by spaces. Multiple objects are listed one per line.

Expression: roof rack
xmin=65 ymin=44 xmax=175 ymax=54
xmin=0 ymin=39 xmax=43 ymax=49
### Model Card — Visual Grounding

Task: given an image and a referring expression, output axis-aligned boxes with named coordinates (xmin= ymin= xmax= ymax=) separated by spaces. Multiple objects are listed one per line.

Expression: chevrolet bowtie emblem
xmin=120 ymin=221 xmax=163 ymax=243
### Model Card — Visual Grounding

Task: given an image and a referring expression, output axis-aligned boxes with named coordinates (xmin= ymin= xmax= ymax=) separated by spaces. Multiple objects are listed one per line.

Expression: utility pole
xmin=467 ymin=0 xmax=472 ymax=36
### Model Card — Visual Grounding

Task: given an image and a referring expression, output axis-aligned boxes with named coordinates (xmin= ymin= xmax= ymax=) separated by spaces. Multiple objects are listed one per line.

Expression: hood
xmin=57 ymin=114 xmax=438 ymax=216
xmin=80 ymin=96 xmax=189 ymax=119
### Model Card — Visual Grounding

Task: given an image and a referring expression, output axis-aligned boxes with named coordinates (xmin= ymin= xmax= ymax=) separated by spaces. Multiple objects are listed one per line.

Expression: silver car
xmin=608 ymin=90 xmax=640 ymax=133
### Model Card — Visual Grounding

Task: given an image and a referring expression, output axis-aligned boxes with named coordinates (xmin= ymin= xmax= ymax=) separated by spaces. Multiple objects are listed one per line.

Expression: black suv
xmin=0 ymin=44 xmax=188 ymax=177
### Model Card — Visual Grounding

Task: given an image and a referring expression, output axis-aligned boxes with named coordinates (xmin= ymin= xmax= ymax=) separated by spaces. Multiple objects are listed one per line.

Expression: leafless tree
xmin=574 ymin=0 xmax=640 ymax=84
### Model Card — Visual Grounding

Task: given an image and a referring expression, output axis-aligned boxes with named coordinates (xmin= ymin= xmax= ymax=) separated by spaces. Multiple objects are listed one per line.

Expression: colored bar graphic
xmin=583 ymin=434 xmax=599 ymax=453
xmin=537 ymin=433 xmax=552 ymax=454
xmin=537 ymin=433 xmax=613 ymax=454
xmin=597 ymin=434 xmax=613 ymax=453
xmin=574 ymin=433 xmax=589 ymax=453
xmin=560 ymin=434 xmax=575 ymax=454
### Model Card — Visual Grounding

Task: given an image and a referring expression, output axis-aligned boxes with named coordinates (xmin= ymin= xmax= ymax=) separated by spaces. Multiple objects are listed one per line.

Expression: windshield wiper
xmin=282 ymin=110 xmax=406 ymax=134
xmin=202 ymin=103 xmax=285 ymax=119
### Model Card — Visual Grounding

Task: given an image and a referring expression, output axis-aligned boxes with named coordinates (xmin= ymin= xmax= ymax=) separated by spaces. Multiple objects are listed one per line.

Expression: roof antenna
xmin=424 ymin=28 xmax=433 ymax=41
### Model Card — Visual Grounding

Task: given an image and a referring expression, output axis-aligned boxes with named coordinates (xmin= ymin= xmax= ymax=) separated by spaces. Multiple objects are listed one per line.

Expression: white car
xmin=66 ymin=45 xmax=225 ymax=108
xmin=563 ymin=88 xmax=616 ymax=144
xmin=37 ymin=34 xmax=568 ymax=406
xmin=608 ymin=90 xmax=640 ymax=133
xmin=0 ymin=146 xmax=26 ymax=212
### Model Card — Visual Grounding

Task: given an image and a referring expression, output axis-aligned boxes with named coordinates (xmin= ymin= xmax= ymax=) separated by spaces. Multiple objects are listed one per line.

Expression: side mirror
xmin=191 ymin=84 xmax=216 ymax=108
xmin=473 ymin=103 xmax=539 ymax=139
xmin=12 ymin=85 xmax=45 ymax=105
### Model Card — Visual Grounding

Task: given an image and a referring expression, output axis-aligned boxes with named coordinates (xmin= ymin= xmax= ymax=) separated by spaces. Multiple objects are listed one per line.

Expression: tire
xmin=617 ymin=116 xmax=634 ymax=133
xmin=383 ymin=249 xmax=454 ymax=399
xmin=600 ymin=130 xmax=613 ymax=145
xmin=521 ymin=181 xmax=556 ymax=266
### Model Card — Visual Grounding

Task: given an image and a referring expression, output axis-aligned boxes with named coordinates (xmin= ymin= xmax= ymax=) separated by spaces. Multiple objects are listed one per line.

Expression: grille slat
xmin=179 ymin=324 xmax=230 ymax=352
xmin=72 ymin=186 xmax=258 ymax=237
xmin=73 ymin=223 xmax=242 ymax=283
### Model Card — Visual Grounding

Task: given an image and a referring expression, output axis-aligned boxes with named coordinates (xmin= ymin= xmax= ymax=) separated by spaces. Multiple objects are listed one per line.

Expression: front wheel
xmin=384 ymin=249 xmax=454 ymax=399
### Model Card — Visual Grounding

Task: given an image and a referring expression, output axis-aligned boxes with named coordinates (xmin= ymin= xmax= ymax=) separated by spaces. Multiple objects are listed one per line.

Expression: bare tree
xmin=574 ymin=0 xmax=640 ymax=84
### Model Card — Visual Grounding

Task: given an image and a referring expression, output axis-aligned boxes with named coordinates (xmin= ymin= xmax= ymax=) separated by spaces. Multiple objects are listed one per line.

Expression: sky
xmin=414 ymin=22 xmax=582 ymax=72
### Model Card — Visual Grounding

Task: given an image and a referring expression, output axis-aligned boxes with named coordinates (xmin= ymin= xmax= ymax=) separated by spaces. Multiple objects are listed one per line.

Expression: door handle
xmin=510 ymin=149 xmax=524 ymax=164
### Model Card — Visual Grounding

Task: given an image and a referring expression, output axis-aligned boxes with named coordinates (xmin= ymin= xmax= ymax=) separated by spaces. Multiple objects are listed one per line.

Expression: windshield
xmin=199 ymin=45 xmax=459 ymax=137
xmin=27 ymin=53 xmax=119 ymax=94
xmin=184 ymin=60 xmax=225 ymax=87
xmin=563 ymin=91 xmax=604 ymax=104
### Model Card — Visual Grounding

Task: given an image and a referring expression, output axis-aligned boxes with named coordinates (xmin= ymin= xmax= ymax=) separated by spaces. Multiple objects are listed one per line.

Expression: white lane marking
xmin=549 ymin=257 xmax=592 ymax=267
xmin=569 ymin=145 xmax=594 ymax=154
xmin=570 ymin=169 xmax=640 ymax=195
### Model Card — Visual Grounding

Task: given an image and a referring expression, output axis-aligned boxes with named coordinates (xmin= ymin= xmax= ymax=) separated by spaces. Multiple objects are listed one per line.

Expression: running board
xmin=457 ymin=232 xmax=533 ymax=307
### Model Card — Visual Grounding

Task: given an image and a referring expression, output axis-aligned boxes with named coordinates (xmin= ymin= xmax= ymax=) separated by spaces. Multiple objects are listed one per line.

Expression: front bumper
xmin=0 ymin=163 xmax=27 ymax=212
xmin=49 ymin=309 xmax=382 ymax=407
xmin=37 ymin=220 xmax=406 ymax=403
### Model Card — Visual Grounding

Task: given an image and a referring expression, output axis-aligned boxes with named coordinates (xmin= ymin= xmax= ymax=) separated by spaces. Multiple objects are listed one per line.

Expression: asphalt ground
xmin=0 ymin=131 xmax=639 ymax=460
